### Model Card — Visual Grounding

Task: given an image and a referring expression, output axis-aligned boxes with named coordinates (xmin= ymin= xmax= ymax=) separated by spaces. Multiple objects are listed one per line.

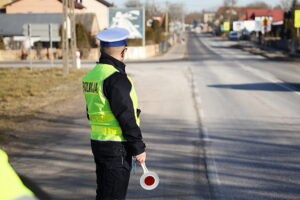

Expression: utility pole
xmin=229 ymin=0 xmax=237 ymax=30
xmin=49 ymin=24 xmax=54 ymax=67
xmin=228 ymin=0 xmax=232 ymax=25
xmin=62 ymin=0 xmax=77 ymax=76
xmin=69 ymin=0 xmax=77 ymax=70
xmin=143 ymin=6 xmax=145 ymax=46
xmin=62 ymin=0 xmax=69 ymax=75
xmin=165 ymin=2 xmax=168 ymax=34
xmin=181 ymin=5 xmax=185 ymax=32
xmin=28 ymin=24 xmax=32 ymax=72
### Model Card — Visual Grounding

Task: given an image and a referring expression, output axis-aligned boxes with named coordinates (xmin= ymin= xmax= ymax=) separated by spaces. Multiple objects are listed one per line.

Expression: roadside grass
xmin=0 ymin=67 xmax=88 ymax=143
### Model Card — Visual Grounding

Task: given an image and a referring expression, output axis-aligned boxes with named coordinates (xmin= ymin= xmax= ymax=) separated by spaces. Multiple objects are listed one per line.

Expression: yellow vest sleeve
xmin=0 ymin=150 xmax=36 ymax=200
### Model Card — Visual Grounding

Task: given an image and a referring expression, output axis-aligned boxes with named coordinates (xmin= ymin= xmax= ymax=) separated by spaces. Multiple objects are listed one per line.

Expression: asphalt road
xmin=7 ymin=42 xmax=211 ymax=200
xmin=126 ymin=59 xmax=210 ymax=200
xmin=189 ymin=33 xmax=300 ymax=200
xmin=7 ymin=33 xmax=300 ymax=200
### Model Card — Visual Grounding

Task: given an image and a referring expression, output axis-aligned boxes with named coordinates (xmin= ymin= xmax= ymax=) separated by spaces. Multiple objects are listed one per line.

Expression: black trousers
xmin=91 ymin=141 xmax=132 ymax=200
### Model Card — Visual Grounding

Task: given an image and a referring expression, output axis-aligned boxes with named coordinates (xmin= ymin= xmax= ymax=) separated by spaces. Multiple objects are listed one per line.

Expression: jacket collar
xmin=98 ymin=51 xmax=126 ymax=74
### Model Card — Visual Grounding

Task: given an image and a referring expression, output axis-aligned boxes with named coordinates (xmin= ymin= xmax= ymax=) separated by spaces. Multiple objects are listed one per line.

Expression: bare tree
xmin=222 ymin=0 xmax=238 ymax=22
xmin=224 ymin=0 xmax=238 ymax=7
xmin=290 ymin=0 xmax=300 ymax=10
xmin=280 ymin=0 xmax=293 ymax=11
xmin=145 ymin=0 xmax=162 ymax=20
xmin=185 ymin=12 xmax=203 ymax=24
xmin=246 ymin=1 xmax=270 ymax=9
xmin=125 ymin=0 xmax=142 ymax=8
xmin=168 ymin=3 xmax=185 ymax=22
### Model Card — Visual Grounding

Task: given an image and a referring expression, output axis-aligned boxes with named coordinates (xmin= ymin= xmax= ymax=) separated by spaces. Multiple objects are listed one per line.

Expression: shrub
xmin=0 ymin=35 xmax=5 ymax=50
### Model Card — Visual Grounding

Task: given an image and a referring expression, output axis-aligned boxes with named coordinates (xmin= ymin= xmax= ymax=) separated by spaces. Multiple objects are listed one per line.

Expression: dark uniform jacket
xmin=89 ymin=51 xmax=146 ymax=157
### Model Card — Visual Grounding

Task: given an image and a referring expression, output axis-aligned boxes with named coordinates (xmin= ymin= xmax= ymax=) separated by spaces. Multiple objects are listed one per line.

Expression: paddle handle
xmin=141 ymin=163 xmax=149 ymax=174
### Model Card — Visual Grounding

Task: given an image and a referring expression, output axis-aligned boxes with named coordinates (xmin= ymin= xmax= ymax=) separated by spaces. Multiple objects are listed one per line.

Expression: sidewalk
xmin=235 ymin=40 xmax=300 ymax=63
xmin=127 ymin=42 xmax=187 ymax=63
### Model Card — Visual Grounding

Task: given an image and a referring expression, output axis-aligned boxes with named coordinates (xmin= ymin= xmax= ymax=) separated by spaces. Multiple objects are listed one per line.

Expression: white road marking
xmin=201 ymin=123 xmax=222 ymax=186
xmin=189 ymin=65 xmax=222 ymax=186
xmin=200 ymin=35 xmax=300 ymax=96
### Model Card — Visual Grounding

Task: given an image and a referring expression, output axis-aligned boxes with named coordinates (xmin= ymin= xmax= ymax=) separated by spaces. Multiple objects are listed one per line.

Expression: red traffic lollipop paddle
xmin=140 ymin=163 xmax=159 ymax=190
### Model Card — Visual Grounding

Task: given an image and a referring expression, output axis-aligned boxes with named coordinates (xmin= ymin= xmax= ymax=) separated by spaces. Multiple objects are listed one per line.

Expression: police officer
xmin=82 ymin=28 xmax=146 ymax=200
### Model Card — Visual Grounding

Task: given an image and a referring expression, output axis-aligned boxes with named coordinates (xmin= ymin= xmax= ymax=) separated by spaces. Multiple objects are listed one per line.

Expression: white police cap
xmin=96 ymin=28 xmax=130 ymax=47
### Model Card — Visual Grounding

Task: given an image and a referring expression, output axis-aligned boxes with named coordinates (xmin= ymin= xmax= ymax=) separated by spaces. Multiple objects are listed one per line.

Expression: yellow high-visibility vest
xmin=0 ymin=149 xmax=37 ymax=200
xmin=82 ymin=64 xmax=139 ymax=141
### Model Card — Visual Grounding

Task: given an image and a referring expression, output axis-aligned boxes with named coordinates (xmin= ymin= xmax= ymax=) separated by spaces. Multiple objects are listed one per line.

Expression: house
xmin=0 ymin=13 xmax=62 ymax=37
xmin=0 ymin=0 xmax=113 ymax=50
xmin=244 ymin=9 xmax=284 ymax=25
xmin=0 ymin=13 xmax=63 ymax=49
xmin=203 ymin=12 xmax=216 ymax=24
xmin=3 ymin=0 xmax=113 ymax=32
xmin=80 ymin=0 xmax=114 ymax=30
xmin=0 ymin=12 xmax=99 ymax=49
xmin=215 ymin=7 xmax=247 ymax=26
xmin=2 ymin=0 xmax=104 ymax=35
xmin=0 ymin=0 xmax=12 ymax=13
xmin=4 ymin=0 xmax=85 ymax=14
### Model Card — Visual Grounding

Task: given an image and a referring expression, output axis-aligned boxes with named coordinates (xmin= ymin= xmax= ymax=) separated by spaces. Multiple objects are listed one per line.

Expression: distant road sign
xmin=233 ymin=21 xmax=243 ymax=32
xmin=223 ymin=22 xmax=230 ymax=31
xmin=261 ymin=18 xmax=271 ymax=34
xmin=295 ymin=10 xmax=300 ymax=28
xmin=23 ymin=24 xmax=61 ymax=42
xmin=220 ymin=25 xmax=224 ymax=32
xmin=109 ymin=8 xmax=144 ymax=39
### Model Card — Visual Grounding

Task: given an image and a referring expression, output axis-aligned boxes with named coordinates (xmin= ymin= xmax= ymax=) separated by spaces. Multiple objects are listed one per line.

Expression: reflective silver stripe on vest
xmin=14 ymin=196 xmax=38 ymax=200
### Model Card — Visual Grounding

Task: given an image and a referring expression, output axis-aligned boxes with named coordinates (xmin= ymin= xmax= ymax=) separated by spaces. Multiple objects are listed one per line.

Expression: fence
xmin=0 ymin=44 xmax=168 ymax=61
xmin=0 ymin=33 xmax=179 ymax=61
xmin=264 ymin=39 xmax=300 ymax=53
xmin=0 ymin=48 xmax=100 ymax=61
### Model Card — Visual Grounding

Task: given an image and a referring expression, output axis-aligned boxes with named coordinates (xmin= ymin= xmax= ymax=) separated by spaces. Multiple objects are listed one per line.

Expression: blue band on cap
xmin=101 ymin=40 xmax=127 ymax=47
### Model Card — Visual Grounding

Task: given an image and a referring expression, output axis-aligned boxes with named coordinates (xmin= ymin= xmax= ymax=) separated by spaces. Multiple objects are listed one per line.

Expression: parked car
xmin=229 ymin=31 xmax=240 ymax=40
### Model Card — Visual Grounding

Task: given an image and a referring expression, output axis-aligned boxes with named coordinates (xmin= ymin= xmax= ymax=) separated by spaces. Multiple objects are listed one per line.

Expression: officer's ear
xmin=121 ymin=46 xmax=128 ymax=59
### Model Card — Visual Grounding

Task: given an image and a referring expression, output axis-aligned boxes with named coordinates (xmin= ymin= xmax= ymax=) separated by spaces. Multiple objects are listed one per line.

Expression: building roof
xmin=0 ymin=13 xmax=62 ymax=36
xmin=4 ymin=0 xmax=85 ymax=9
xmin=246 ymin=9 xmax=284 ymax=22
xmin=96 ymin=0 xmax=113 ymax=7
xmin=0 ymin=0 xmax=12 ymax=9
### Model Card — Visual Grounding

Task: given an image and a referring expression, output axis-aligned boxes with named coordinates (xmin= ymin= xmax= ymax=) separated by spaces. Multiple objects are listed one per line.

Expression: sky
xmin=111 ymin=0 xmax=283 ymax=12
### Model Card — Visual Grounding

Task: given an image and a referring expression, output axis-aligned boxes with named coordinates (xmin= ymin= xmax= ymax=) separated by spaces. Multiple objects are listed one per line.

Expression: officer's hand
xmin=135 ymin=152 xmax=146 ymax=164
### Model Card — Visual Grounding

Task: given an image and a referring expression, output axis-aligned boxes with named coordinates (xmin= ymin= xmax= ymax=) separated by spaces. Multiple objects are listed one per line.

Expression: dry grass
xmin=0 ymin=67 xmax=88 ymax=142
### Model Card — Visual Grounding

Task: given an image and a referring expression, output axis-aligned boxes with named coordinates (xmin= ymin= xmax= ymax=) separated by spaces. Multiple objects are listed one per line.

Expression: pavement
xmin=126 ymin=58 xmax=210 ymax=200
xmin=232 ymin=39 xmax=300 ymax=63
xmin=208 ymin=36 xmax=300 ymax=88
xmin=189 ymin=32 xmax=300 ymax=200
xmin=5 ymin=32 xmax=300 ymax=200
xmin=127 ymin=42 xmax=187 ymax=63
xmin=7 ymin=40 xmax=211 ymax=200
